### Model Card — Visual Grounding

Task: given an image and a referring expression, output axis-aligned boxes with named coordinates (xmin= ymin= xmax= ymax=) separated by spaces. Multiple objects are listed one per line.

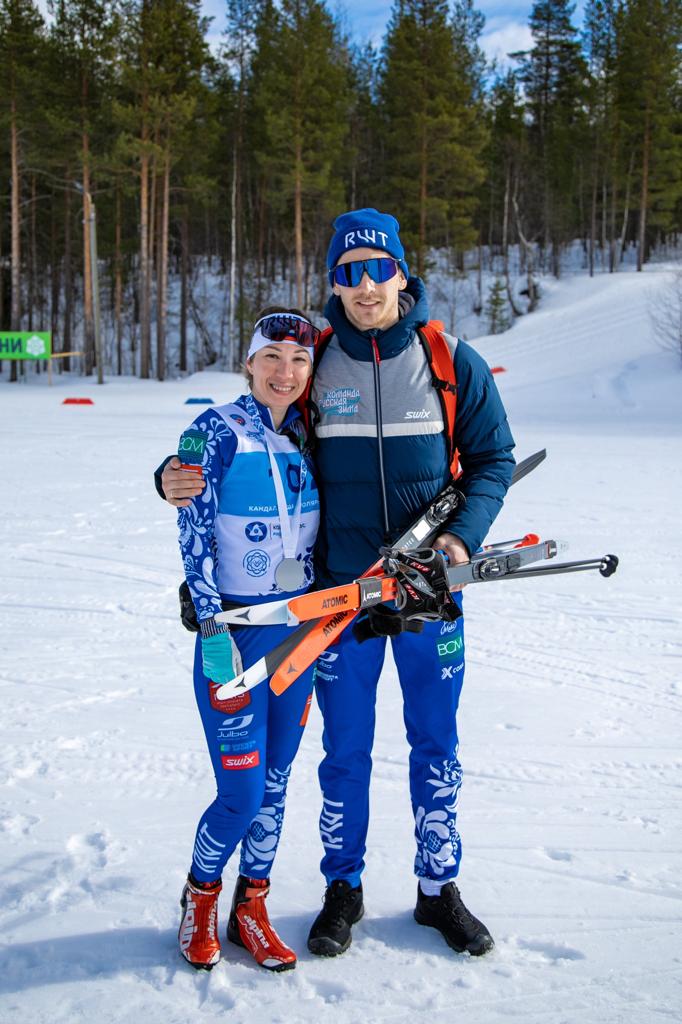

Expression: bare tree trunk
xmin=619 ymin=149 xmax=635 ymax=266
xmin=502 ymin=166 xmax=521 ymax=316
xmin=50 ymin=195 xmax=61 ymax=359
xmin=512 ymin=189 xmax=538 ymax=313
xmin=28 ymin=174 xmax=36 ymax=333
xmin=115 ymin=187 xmax=123 ymax=375
xmin=637 ymin=108 xmax=650 ymax=272
xmin=294 ymin=138 xmax=304 ymax=311
xmin=228 ymin=144 xmax=237 ymax=368
xmin=63 ymin=185 xmax=73 ymax=371
xmin=589 ymin=168 xmax=597 ymax=278
xmin=418 ymin=126 xmax=427 ymax=279
xmin=139 ymin=146 xmax=151 ymax=378
xmin=180 ymin=210 xmax=188 ymax=372
xmin=82 ymin=135 xmax=94 ymax=376
xmin=156 ymin=150 xmax=170 ymax=381
xmin=10 ymin=95 xmax=21 ymax=382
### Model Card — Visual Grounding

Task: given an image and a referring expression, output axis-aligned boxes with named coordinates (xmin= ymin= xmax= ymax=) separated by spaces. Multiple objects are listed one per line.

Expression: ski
xmin=214 ymin=449 xmax=546 ymax=698
xmin=216 ymin=533 xmax=550 ymax=629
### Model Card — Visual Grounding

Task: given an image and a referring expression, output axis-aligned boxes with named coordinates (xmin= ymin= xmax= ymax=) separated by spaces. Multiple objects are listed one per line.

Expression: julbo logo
xmin=222 ymin=751 xmax=260 ymax=770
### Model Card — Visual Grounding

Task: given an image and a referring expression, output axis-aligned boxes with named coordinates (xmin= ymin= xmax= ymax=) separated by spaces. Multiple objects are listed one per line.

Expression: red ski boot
xmin=227 ymin=875 xmax=297 ymax=971
xmin=178 ymin=874 xmax=222 ymax=970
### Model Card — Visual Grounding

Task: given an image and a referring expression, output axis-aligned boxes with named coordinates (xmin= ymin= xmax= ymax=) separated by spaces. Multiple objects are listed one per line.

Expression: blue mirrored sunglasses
xmin=330 ymin=257 xmax=399 ymax=288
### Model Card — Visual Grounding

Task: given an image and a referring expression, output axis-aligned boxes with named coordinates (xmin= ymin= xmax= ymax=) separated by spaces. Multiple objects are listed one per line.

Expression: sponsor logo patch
xmin=437 ymin=637 xmax=463 ymax=659
xmin=222 ymin=751 xmax=260 ymax=770
xmin=178 ymin=429 xmax=208 ymax=465
xmin=220 ymin=740 xmax=257 ymax=753
xmin=441 ymin=664 xmax=464 ymax=680
xmin=209 ymin=685 xmax=251 ymax=714
xmin=245 ymin=521 xmax=268 ymax=542
xmin=320 ymin=387 xmax=360 ymax=417
xmin=243 ymin=550 xmax=270 ymax=577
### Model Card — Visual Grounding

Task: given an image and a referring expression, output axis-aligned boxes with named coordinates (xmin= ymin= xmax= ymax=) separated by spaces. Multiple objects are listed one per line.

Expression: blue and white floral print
xmin=414 ymin=759 xmax=463 ymax=878
xmin=240 ymin=766 xmax=291 ymax=874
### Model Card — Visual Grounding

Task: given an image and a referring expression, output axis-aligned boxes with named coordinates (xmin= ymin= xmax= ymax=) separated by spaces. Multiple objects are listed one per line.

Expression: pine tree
xmin=512 ymin=0 xmax=589 ymax=275
xmin=379 ymin=0 xmax=487 ymax=276
xmin=0 ymin=0 xmax=46 ymax=381
xmin=250 ymin=0 xmax=351 ymax=313
xmin=615 ymin=0 xmax=682 ymax=270
xmin=485 ymin=276 xmax=511 ymax=334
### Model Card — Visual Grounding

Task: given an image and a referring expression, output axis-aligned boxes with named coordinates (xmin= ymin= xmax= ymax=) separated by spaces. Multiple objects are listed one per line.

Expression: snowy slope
xmin=1 ymin=266 xmax=681 ymax=1024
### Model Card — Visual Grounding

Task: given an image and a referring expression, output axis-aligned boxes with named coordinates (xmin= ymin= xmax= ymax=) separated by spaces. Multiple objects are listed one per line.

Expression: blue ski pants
xmin=189 ymin=623 xmax=314 ymax=884
xmin=314 ymin=597 xmax=465 ymax=888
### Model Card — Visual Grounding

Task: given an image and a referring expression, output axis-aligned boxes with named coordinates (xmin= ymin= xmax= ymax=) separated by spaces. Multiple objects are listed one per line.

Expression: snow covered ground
xmin=1 ymin=265 xmax=681 ymax=1024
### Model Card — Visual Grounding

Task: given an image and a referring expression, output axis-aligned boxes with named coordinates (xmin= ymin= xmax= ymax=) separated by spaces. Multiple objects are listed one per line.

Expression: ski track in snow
xmin=1 ymin=266 xmax=681 ymax=1023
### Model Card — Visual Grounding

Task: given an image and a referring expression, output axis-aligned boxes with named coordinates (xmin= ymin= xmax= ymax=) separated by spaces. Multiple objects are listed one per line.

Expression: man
xmin=160 ymin=208 xmax=515 ymax=959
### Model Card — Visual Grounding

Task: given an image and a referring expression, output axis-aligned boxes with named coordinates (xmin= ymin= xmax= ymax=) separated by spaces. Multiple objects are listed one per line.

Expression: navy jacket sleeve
xmin=444 ymin=339 xmax=515 ymax=554
xmin=154 ymin=455 xmax=173 ymax=499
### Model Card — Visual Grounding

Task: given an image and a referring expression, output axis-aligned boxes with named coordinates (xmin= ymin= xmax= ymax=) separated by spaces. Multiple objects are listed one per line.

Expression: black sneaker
xmin=414 ymin=882 xmax=494 ymax=956
xmin=307 ymin=880 xmax=364 ymax=956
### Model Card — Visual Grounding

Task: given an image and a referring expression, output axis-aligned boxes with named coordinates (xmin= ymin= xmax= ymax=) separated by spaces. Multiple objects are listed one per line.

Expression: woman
xmin=175 ymin=308 xmax=320 ymax=973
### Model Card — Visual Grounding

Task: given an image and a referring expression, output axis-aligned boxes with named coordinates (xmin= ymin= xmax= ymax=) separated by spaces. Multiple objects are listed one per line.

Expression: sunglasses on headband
xmin=253 ymin=313 xmax=320 ymax=347
xmin=330 ymin=257 xmax=399 ymax=289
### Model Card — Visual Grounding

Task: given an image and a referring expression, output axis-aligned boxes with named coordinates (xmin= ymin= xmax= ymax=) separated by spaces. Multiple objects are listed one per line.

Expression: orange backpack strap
xmin=417 ymin=320 xmax=459 ymax=478
xmin=297 ymin=326 xmax=334 ymax=437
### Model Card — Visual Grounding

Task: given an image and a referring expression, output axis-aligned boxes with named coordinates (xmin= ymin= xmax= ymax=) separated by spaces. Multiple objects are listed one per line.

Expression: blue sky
xmin=201 ymin=1 xmax=587 ymax=66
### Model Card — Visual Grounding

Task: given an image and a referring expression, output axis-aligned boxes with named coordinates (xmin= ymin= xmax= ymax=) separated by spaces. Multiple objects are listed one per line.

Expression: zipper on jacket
xmin=371 ymin=337 xmax=391 ymax=538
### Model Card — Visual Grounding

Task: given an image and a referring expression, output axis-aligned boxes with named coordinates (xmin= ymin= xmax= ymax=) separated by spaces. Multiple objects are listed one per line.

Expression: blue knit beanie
xmin=327 ymin=208 xmax=409 ymax=279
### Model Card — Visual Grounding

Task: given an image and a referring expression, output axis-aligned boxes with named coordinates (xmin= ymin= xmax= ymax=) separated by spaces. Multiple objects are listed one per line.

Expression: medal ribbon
xmin=242 ymin=393 xmax=307 ymax=565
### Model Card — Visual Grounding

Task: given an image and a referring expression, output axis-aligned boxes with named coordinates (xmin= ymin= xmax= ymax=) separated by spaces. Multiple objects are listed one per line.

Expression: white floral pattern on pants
xmin=414 ymin=760 xmax=462 ymax=878
xmin=240 ymin=766 xmax=291 ymax=875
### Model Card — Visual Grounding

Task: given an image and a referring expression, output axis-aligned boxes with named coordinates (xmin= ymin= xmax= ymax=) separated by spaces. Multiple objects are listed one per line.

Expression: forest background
xmin=0 ymin=0 xmax=680 ymax=383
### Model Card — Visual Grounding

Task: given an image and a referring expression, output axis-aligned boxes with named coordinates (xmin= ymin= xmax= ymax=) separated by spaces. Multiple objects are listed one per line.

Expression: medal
xmin=242 ymin=393 xmax=309 ymax=593
xmin=275 ymin=557 xmax=307 ymax=592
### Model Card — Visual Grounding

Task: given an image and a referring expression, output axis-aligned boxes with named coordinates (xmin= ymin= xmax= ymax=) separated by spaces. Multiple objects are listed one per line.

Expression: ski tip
xmin=215 ymin=677 xmax=246 ymax=700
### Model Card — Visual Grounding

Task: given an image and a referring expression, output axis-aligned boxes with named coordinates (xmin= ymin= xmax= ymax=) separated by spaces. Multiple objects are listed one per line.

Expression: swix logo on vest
xmin=344 ymin=228 xmax=389 ymax=249
xmin=321 ymin=594 xmax=348 ymax=609
xmin=440 ymin=620 xmax=459 ymax=635
xmin=222 ymin=750 xmax=260 ymax=770
xmin=437 ymin=637 xmax=463 ymax=659
xmin=405 ymin=409 xmax=431 ymax=420
xmin=245 ymin=521 xmax=268 ymax=542
xmin=320 ymin=795 xmax=344 ymax=849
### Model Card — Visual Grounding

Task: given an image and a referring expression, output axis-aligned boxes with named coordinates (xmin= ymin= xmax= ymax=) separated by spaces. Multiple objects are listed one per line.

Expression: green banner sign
xmin=0 ymin=332 xmax=52 ymax=360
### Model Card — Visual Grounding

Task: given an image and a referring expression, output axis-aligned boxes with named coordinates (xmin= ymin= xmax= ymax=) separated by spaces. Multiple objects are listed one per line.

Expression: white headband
xmin=247 ymin=314 xmax=315 ymax=360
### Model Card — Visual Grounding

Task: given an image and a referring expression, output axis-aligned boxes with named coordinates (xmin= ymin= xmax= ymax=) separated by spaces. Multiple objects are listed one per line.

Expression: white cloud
xmin=481 ymin=20 xmax=533 ymax=68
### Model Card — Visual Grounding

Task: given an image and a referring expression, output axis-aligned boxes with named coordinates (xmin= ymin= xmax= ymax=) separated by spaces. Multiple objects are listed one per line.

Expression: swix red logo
xmin=222 ymin=751 xmax=260 ymax=770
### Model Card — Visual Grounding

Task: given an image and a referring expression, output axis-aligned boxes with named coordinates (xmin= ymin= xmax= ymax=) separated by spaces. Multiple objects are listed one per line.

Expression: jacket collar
xmin=236 ymin=393 xmax=300 ymax=433
xmin=323 ymin=277 xmax=429 ymax=361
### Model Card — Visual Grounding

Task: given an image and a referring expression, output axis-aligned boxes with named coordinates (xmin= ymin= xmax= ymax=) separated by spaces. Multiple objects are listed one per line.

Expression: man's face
xmin=332 ymin=246 xmax=407 ymax=333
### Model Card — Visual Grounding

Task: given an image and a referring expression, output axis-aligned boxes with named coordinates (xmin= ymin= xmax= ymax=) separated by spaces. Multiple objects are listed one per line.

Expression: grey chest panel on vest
xmin=312 ymin=333 xmax=456 ymax=439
